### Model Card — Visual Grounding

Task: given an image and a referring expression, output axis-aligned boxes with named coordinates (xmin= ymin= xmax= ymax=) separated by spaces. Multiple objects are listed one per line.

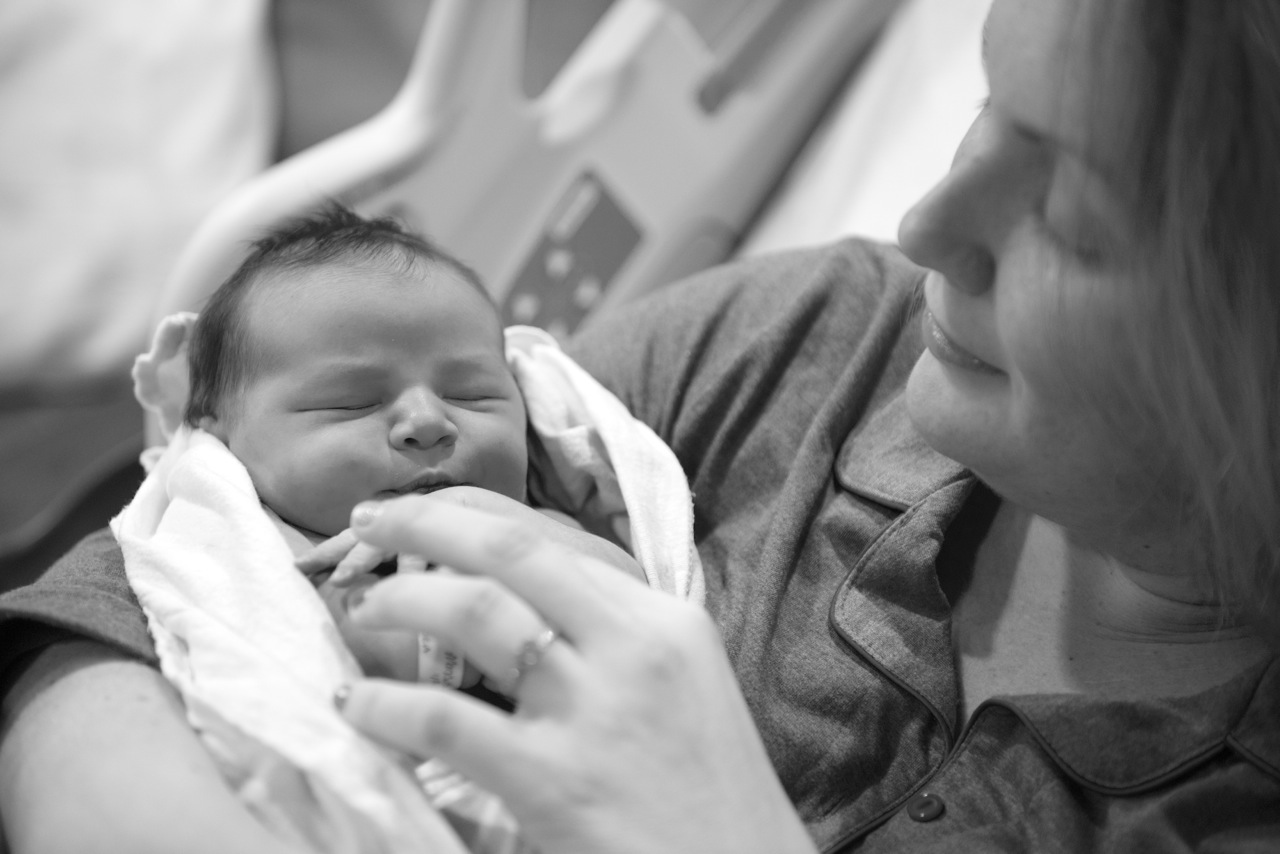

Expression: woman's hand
xmin=335 ymin=495 xmax=816 ymax=854
xmin=295 ymin=528 xmax=400 ymax=585
xmin=296 ymin=486 xmax=648 ymax=586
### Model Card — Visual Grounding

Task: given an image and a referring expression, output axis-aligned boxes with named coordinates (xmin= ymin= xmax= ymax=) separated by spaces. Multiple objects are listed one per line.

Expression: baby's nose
xmin=389 ymin=391 xmax=458 ymax=450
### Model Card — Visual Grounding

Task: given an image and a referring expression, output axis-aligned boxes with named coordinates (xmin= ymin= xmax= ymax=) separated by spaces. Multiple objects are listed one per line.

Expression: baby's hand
xmin=295 ymin=529 xmax=403 ymax=586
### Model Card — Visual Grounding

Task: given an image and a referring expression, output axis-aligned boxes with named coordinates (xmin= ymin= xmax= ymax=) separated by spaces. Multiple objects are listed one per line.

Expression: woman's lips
xmin=921 ymin=308 xmax=1002 ymax=375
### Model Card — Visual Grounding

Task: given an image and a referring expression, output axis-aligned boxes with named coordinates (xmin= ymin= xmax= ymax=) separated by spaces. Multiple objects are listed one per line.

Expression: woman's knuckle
xmin=415 ymin=702 xmax=459 ymax=754
xmin=619 ymin=603 xmax=718 ymax=681
xmin=672 ymin=601 xmax=720 ymax=641
xmin=478 ymin=518 xmax=542 ymax=565
xmin=629 ymin=630 xmax=689 ymax=684
xmin=530 ymin=747 xmax=605 ymax=811
xmin=456 ymin=580 xmax=509 ymax=631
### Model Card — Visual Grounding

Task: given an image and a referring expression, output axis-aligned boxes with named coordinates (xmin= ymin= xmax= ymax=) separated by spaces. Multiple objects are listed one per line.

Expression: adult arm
xmin=0 ymin=641 xmax=307 ymax=854
xmin=334 ymin=495 xmax=817 ymax=854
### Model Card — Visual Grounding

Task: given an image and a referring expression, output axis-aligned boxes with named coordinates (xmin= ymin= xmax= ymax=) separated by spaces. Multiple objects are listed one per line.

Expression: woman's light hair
xmin=1112 ymin=0 xmax=1280 ymax=644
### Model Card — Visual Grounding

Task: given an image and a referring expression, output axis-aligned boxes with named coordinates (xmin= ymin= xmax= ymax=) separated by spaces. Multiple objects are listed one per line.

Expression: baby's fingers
xmin=331 ymin=541 xmax=394 ymax=585
xmin=295 ymin=529 xmax=360 ymax=575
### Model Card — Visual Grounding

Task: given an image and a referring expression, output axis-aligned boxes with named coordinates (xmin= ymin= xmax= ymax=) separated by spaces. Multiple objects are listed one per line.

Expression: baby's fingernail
xmin=351 ymin=501 xmax=383 ymax=529
xmin=344 ymin=586 xmax=368 ymax=615
xmin=333 ymin=684 xmax=351 ymax=711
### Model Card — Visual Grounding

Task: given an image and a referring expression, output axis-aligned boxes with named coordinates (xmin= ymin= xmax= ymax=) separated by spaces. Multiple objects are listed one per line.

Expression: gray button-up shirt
xmin=3 ymin=239 xmax=1278 ymax=851
xmin=572 ymin=238 xmax=1280 ymax=851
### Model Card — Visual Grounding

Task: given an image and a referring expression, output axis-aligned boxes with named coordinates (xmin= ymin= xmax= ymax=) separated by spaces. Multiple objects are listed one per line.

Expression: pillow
xmin=0 ymin=0 xmax=274 ymax=393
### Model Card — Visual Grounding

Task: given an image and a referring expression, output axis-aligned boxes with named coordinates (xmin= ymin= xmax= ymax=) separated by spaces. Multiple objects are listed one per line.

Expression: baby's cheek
xmin=278 ymin=457 xmax=374 ymax=536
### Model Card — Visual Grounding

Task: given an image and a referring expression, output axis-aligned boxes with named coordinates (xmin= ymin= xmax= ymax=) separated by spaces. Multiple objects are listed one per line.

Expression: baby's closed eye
xmin=294 ymin=399 xmax=380 ymax=414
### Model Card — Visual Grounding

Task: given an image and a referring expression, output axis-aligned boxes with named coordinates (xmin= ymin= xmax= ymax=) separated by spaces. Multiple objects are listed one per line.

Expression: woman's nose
xmin=897 ymin=114 xmax=1001 ymax=296
xmin=389 ymin=390 xmax=458 ymax=450
xmin=898 ymin=176 xmax=996 ymax=296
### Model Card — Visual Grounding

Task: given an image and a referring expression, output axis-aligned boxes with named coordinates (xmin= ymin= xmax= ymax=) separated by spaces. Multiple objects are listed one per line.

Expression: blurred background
xmin=0 ymin=0 xmax=990 ymax=590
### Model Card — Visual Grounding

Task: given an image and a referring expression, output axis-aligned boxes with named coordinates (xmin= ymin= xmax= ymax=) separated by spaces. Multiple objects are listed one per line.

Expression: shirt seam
xmin=1226 ymin=734 xmax=1280 ymax=782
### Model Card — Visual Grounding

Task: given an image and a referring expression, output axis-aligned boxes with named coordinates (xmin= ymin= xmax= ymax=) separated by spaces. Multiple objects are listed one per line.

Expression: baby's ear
xmin=133 ymin=311 xmax=197 ymax=441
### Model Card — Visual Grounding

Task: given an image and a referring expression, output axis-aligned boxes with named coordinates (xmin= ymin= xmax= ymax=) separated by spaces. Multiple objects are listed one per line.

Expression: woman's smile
xmin=921 ymin=307 xmax=1002 ymax=375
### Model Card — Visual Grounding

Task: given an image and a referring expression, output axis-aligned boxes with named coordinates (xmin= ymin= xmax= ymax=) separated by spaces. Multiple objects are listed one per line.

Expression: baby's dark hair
xmin=184 ymin=203 xmax=489 ymax=426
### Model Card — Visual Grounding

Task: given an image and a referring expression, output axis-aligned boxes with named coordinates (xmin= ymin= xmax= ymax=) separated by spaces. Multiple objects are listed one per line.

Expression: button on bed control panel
xmin=501 ymin=171 xmax=642 ymax=340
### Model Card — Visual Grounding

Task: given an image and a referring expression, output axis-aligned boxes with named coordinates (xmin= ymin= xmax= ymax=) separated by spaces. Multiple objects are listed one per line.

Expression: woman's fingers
xmin=432 ymin=486 xmax=649 ymax=583
xmin=341 ymin=602 xmax=816 ymax=854
xmin=347 ymin=572 xmax=575 ymax=696
xmin=349 ymin=496 xmax=656 ymax=641
xmin=339 ymin=674 xmax=588 ymax=803
xmin=339 ymin=679 xmax=550 ymax=790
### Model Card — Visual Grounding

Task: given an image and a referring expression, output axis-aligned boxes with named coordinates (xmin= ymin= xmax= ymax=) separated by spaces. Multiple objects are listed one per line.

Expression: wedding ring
xmin=510 ymin=627 xmax=558 ymax=689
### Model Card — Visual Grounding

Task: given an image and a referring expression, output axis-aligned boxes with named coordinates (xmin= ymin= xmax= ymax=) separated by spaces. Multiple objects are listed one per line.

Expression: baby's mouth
xmin=383 ymin=475 xmax=461 ymax=497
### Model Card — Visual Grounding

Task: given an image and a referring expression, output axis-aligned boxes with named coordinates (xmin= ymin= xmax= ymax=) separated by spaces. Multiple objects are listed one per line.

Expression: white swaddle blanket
xmin=113 ymin=317 xmax=703 ymax=853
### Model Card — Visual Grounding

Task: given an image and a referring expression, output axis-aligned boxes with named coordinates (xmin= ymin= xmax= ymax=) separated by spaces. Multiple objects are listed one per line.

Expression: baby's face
xmin=204 ymin=261 xmax=528 ymax=536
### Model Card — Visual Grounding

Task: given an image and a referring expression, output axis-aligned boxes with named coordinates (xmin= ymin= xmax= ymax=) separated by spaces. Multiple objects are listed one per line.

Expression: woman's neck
xmin=950 ymin=502 xmax=1269 ymax=718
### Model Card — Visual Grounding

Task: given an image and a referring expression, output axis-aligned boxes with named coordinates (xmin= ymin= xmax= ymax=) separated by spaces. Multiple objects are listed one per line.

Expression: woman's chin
xmin=905 ymin=351 xmax=1008 ymax=474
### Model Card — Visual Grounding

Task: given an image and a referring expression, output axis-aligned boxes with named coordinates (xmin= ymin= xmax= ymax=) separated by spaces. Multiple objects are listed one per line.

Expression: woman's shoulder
xmin=605 ymin=237 xmax=922 ymax=334
xmin=570 ymin=238 xmax=925 ymax=411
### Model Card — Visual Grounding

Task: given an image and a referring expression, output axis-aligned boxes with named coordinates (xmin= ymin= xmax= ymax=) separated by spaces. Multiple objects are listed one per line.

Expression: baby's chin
xmin=302 ymin=522 xmax=346 ymax=542
xmin=278 ymin=511 xmax=353 ymax=543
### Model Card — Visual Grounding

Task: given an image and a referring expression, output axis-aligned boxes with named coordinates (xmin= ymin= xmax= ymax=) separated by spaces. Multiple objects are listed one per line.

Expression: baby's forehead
xmin=247 ymin=256 xmax=489 ymax=310
xmin=237 ymin=260 xmax=507 ymax=364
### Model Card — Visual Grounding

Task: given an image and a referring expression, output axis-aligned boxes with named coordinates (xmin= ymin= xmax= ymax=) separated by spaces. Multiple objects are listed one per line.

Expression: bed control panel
xmin=500 ymin=172 xmax=641 ymax=339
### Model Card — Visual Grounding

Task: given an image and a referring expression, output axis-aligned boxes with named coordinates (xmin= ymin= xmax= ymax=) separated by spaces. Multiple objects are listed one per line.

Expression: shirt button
xmin=907 ymin=791 xmax=946 ymax=822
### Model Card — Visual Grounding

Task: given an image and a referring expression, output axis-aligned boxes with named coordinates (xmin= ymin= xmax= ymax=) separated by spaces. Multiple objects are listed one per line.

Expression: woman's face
xmin=899 ymin=0 xmax=1176 ymax=560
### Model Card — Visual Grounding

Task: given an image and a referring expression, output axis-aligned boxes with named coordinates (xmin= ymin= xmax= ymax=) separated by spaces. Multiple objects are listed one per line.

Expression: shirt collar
xmin=834 ymin=393 xmax=967 ymax=511
xmin=985 ymin=656 xmax=1280 ymax=791
xmin=829 ymin=394 xmax=972 ymax=732
xmin=831 ymin=393 xmax=1280 ymax=789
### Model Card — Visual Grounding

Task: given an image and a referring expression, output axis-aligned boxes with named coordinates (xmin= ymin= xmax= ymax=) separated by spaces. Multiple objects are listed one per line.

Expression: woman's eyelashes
xmin=1031 ymin=211 xmax=1108 ymax=269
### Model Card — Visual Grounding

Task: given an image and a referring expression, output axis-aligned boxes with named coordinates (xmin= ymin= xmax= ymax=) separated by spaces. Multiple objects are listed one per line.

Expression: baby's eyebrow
xmin=291 ymin=362 xmax=386 ymax=392
xmin=309 ymin=360 xmax=383 ymax=379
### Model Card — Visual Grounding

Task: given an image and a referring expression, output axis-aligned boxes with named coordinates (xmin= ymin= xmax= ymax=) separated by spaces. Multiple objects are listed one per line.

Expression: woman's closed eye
xmin=1033 ymin=156 xmax=1130 ymax=270
xmin=1031 ymin=212 xmax=1108 ymax=269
